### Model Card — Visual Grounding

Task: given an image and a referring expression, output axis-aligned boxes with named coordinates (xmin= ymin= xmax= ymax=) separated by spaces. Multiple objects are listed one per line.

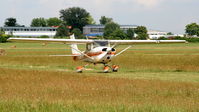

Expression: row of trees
xmin=31 ymin=17 xmax=62 ymax=27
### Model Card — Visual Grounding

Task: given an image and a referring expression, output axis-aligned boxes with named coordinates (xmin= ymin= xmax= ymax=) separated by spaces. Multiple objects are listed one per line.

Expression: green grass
xmin=0 ymin=42 xmax=199 ymax=111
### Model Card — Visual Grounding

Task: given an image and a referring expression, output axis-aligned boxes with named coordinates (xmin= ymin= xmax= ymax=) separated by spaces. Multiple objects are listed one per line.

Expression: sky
xmin=0 ymin=0 xmax=199 ymax=34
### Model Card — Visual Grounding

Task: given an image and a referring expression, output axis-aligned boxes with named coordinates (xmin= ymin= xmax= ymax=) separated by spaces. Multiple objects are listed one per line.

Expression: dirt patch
xmin=0 ymin=49 xmax=6 ymax=56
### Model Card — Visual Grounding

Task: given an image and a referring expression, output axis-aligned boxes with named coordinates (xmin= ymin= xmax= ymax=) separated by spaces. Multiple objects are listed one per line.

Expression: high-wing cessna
xmin=9 ymin=35 xmax=186 ymax=73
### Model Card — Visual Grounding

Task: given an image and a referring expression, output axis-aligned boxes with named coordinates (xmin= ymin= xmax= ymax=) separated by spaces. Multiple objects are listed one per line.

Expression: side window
xmin=86 ymin=44 xmax=91 ymax=50
xmin=102 ymin=48 xmax=107 ymax=51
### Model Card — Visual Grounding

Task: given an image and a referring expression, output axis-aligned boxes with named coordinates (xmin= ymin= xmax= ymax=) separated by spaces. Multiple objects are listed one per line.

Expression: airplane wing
xmin=108 ymin=40 xmax=187 ymax=44
xmin=8 ymin=37 xmax=187 ymax=44
xmin=8 ymin=38 xmax=94 ymax=44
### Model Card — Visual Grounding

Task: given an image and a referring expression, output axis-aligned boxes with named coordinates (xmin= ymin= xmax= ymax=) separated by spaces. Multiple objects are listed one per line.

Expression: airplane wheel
xmin=76 ymin=66 xmax=84 ymax=73
xmin=112 ymin=65 xmax=119 ymax=72
xmin=103 ymin=66 xmax=110 ymax=73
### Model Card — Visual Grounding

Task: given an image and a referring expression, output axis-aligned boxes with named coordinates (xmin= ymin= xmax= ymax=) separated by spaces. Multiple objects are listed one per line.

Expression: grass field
xmin=0 ymin=42 xmax=199 ymax=112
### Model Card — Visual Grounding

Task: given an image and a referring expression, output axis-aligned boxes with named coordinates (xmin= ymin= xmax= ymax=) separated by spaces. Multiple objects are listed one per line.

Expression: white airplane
xmin=9 ymin=35 xmax=186 ymax=73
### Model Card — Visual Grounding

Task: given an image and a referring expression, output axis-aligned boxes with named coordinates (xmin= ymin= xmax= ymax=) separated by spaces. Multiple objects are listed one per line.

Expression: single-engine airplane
xmin=9 ymin=35 xmax=187 ymax=73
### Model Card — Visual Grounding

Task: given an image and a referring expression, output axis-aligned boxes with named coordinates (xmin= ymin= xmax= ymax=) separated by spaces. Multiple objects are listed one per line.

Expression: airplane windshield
xmin=93 ymin=41 xmax=109 ymax=47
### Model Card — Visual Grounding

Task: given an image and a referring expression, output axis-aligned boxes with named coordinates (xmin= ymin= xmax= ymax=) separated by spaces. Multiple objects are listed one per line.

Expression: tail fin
xmin=70 ymin=34 xmax=80 ymax=55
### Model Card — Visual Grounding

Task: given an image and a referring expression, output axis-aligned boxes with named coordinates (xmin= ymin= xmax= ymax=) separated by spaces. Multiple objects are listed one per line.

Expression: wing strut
xmin=115 ymin=46 xmax=132 ymax=57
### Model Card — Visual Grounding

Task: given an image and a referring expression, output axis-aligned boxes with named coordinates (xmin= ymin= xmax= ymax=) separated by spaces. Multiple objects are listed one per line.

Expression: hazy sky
xmin=0 ymin=0 xmax=199 ymax=34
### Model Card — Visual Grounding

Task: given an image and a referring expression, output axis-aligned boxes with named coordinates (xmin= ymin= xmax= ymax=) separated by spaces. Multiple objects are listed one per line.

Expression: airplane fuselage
xmin=73 ymin=46 xmax=116 ymax=64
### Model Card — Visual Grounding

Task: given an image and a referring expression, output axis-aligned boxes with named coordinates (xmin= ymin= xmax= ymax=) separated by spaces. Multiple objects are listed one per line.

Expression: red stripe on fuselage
xmin=86 ymin=52 xmax=103 ymax=57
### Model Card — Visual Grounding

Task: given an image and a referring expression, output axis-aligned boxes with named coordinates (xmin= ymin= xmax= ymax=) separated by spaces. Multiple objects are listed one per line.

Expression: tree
xmin=99 ymin=16 xmax=113 ymax=25
xmin=31 ymin=18 xmax=47 ymax=27
xmin=104 ymin=22 xmax=120 ymax=38
xmin=72 ymin=28 xmax=83 ymax=39
xmin=134 ymin=26 xmax=148 ymax=40
xmin=4 ymin=18 xmax=18 ymax=27
xmin=135 ymin=26 xmax=147 ymax=34
xmin=111 ymin=29 xmax=127 ymax=40
xmin=55 ymin=23 xmax=70 ymax=37
xmin=60 ymin=7 xmax=90 ymax=31
xmin=185 ymin=23 xmax=199 ymax=36
xmin=87 ymin=15 xmax=96 ymax=25
xmin=136 ymin=33 xmax=148 ymax=40
xmin=126 ymin=29 xmax=135 ymax=39
xmin=167 ymin=32 xmax=173 ymax=35
xmin=47 ymin=17 xmax=62 ymax=27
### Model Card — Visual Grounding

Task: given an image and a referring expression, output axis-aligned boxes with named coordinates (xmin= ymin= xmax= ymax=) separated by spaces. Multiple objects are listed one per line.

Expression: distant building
xmin=148 ymin=30 xmax=168 ymax=39
xmin=83 ymin=25 xmax=138 ymax=36
xmin=0 ymin=26 xmax=180 ymax=39
xmin=0 ymin=27 xmax=57 ymax=37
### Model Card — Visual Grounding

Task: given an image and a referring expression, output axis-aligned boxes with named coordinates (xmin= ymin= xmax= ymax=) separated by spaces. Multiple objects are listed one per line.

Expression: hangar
xmin=0 ymin=27 xmax=57 ymax=37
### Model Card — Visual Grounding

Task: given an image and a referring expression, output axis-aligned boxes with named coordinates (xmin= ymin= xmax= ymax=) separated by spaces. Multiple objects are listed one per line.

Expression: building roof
xmin=84 ymin=24 xmax=138 ymax=28
xmin=1 ymin=27 xmax=57 ymax=29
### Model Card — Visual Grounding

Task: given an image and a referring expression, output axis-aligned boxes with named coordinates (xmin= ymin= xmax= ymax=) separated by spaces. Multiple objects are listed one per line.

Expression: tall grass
xmin=0 ymin=68 xmax=199 ymax=111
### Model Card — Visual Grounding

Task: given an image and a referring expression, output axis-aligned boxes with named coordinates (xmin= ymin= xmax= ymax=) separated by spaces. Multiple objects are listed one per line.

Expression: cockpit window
xmin=102 ymin=48 xmax=107 ymax=51
xmin=94 ymin=41 xmax=108 ymax=47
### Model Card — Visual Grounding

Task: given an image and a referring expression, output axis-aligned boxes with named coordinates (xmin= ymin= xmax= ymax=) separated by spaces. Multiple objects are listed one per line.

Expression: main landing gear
xmin=76 ymin=64 xmax=119 ymax=73
xmin=103 ymin=64 xmax=119 ymax=73
xmin=76 ymin=66 xmax=84 ymax=73
xmin=76 ymin=64 xmax=89 ymax=73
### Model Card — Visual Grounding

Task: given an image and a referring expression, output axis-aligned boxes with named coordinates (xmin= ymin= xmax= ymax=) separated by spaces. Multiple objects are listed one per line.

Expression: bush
xmin=185 ymin=37 xmax=199 ymax=42
xmin=158 ymin=36 xmax=168 ymax=40
xmin=71 ymin=28 xmax=84 ymax=39
xmin=54 ymin=36 xmax=69 ymax=39
xmin=38 ymin=35 xmax=50 ymax=38
xmin=0 ymin=34 xmax=11 ymax=43
xmin=105 ymin=36 xmax=121 ymax=40
xmin=162 ymin=36 xmax=199 ymax=43
xmin=110 ymin=29 xmax=127 ymax=40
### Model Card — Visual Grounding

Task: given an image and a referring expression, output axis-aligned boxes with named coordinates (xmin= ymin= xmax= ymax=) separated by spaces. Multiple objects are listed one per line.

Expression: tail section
xmin=70 ymin=34 xmax=80 ymax=55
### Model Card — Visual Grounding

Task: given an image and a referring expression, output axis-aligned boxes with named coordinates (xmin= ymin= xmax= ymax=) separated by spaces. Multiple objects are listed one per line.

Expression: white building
xmin=0 ymin=27 xmax=57 ymax=37
xmin=148 ymin=30 xmax=168 ymax=39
